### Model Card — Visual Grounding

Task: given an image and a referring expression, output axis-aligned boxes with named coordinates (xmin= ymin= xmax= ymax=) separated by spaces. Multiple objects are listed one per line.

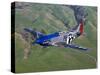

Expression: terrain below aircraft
xmin=24 ymin=20 xmax=89 ymax=51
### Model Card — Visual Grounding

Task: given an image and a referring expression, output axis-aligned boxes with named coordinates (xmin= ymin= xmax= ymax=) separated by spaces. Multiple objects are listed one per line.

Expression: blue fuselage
xmin=35 ymin=32 xmax=59 ymax=45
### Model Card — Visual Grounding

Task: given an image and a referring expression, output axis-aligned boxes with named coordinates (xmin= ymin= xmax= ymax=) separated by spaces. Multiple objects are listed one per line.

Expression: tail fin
xmin=79 ymin=20 xmax=84 ymax=34
xmin=70 ymin=20 xmax=85 ymax=37
xmin=74 ymin=19 xmax=84 ymax=35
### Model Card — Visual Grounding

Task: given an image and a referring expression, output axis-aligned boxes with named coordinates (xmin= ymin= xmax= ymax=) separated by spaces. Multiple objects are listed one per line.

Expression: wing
xmin=53 ymin=42 xmax=89 ymax=51
xmin=64 ymin=44 xmax=89 ymax=51
xmin=24 ymin=28 xmax=45 ymax=39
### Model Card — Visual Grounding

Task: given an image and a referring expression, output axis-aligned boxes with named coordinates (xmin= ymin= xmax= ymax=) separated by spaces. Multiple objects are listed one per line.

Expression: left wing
xmin=64 ymin=44 xmax=89 ymax=51
xmin=53 ymin=42 xmax=89 ymax=51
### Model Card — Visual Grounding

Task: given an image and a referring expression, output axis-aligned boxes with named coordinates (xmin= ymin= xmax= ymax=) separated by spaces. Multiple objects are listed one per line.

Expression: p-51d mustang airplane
xmin=23 ymin=19 xmax=89 ymax=51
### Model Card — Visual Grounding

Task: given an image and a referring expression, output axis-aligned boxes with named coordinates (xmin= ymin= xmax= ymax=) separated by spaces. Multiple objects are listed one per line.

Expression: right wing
xmin=24 ymin=28 xmax=45 ymax=39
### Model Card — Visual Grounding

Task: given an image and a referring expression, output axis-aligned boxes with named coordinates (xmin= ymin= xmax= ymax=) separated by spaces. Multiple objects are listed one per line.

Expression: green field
xmin=14 ymin=2 xmax=97 ymax=73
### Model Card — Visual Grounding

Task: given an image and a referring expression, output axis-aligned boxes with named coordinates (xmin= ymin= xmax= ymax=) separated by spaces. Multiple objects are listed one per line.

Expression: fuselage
xmin=34 ymin=20 xmax=84 ymax=46
xmin=34 ymin=32 xmax=59 ymax=45
xmin=34 ymin=31 xmax=77 ymax=46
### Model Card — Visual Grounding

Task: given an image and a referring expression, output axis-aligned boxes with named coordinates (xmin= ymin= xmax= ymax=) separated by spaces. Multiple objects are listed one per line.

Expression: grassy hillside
xmin=14 ymin=2 xmax=97 ymax=73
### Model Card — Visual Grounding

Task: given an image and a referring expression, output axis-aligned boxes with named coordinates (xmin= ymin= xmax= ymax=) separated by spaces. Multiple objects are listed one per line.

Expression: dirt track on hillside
xmin=15 ymin=32 xmax=32 ymax=60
